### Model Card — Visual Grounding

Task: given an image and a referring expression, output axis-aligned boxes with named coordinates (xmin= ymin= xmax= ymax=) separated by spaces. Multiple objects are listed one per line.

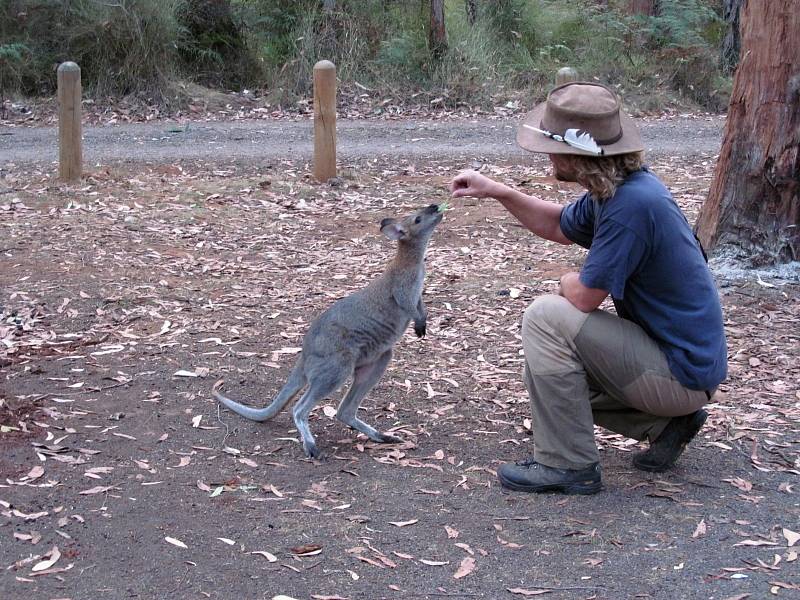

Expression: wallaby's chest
xmin=304 ymin=259 xmax=426 ymax=362
xmin=314 ymin=289 xmax=411 ymax=351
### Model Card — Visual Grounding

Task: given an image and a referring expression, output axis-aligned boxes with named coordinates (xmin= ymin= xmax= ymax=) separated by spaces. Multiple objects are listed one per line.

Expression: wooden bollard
xmin=57 ymin=62 xmax=82 ymax=182
xmin=313 ymin=60 xmax=337 ymax=182
xmin=555 ymin=67 xmax=579 ymax=86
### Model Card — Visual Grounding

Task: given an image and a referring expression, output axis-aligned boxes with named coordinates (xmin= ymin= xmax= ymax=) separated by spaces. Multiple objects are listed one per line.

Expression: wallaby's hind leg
xmin=292 ymin=361 xmax=351 ymax=458
xmin=214 ymin=359 xmax=307 ymax=422
xmin=336 ymin=350 xmax=402 ymax=444
xmin=265 ymin=361 xmax=307 ymax=416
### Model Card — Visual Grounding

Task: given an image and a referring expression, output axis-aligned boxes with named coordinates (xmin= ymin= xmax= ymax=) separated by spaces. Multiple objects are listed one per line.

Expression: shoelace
xmin=514 ymin=458 xmax=539 ymax=468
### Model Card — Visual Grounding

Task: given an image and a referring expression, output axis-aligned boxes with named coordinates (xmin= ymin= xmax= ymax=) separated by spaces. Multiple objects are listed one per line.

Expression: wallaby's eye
xmin=414 ymin=216 xmax=421 ymax=224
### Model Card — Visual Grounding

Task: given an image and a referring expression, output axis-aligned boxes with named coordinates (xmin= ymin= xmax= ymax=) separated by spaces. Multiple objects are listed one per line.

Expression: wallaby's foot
xmin=302 ymin=439 xmax=322 ymax=459
xmin=341 ymin=416 xmax=402 ymax=445
xmin=294 ymin=407 xmax=324 ymax=459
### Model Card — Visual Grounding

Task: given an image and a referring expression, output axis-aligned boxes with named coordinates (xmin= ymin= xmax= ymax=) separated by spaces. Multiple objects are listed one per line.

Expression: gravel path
xmin=0 ymin=115 xmax=724 ymax=166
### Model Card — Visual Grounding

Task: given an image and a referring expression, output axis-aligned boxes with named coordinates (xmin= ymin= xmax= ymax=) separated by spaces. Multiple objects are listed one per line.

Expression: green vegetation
xmin=0 ymin=0 xmax=731 ymax=111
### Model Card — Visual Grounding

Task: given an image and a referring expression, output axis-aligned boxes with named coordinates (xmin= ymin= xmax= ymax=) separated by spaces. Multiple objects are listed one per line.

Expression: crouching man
xmin=450 ymin=82 xmax=727 ymax=494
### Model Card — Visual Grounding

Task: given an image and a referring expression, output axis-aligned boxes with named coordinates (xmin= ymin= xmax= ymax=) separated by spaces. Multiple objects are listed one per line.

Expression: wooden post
xmin=313 ymin=60 xmax=336 ymax=183
xmin=555 ymin=67 xmax=579 ymax=86
xmin=57 ymin=62 xmax=82 ymax=182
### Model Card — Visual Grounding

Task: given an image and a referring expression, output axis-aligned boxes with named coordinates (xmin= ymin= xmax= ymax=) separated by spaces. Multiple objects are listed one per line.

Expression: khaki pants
xmin=521 ymin=295 xmax=709 ymax=470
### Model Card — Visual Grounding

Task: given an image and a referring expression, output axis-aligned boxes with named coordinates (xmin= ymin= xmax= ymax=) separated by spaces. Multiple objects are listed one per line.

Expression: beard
xmin=553 ymin=168 xmax=576 ymax=182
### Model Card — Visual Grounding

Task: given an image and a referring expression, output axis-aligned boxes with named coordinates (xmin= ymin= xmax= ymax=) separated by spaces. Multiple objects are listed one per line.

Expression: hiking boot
xmin=633 ymin=409 xmax=708 ymax=473
xmin=498 ymin=459 xmax=602 ymax=495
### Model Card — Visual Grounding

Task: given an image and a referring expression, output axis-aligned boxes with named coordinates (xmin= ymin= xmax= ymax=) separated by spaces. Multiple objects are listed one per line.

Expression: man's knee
xmin=522 ymin=294 xmax=589 ymax=341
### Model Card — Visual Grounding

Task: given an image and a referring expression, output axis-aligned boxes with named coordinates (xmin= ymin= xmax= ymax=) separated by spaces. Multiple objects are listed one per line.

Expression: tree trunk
xmin=721 ymin=0 xmax=743 ymax=73
xmin=429 ymin=0 xmax=447 ymax=59
xmin=695 ymin=1 xmax=800 ymax=266
xmin=627 ymin=0 xmax=657 ymax=15
xmin=465 ymin=0 xmax=477 ymax=25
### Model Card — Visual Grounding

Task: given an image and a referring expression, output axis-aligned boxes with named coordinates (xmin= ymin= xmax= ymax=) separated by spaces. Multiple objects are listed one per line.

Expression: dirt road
xmin=0 ymin=115 xmax=724 ymax=166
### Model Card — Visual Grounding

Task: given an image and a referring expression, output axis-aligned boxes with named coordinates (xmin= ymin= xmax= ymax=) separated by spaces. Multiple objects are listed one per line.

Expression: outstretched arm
xmin=450 ymin=169 xmax=572 ymax=245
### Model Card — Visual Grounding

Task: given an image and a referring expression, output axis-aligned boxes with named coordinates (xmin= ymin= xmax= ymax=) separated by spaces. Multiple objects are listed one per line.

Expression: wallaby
xmin=213 ymin=203 xmax=445 ymax=458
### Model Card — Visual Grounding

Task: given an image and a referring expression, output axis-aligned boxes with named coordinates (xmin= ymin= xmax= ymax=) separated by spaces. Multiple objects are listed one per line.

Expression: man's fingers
xmin=450 ymin=170 xmax=482 ymax=198
xmin=450 ymin=177 xmax=470 ymax=196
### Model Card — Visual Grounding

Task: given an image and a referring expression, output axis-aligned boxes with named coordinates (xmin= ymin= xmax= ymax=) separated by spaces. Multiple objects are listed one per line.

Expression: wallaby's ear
xmin=380 ymin=218 xmax=406 ymax=241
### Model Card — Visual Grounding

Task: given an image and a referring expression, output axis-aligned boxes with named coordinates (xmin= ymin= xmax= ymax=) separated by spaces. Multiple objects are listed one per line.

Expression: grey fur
xmin=213 ymin=204 xmax=443 ymax=458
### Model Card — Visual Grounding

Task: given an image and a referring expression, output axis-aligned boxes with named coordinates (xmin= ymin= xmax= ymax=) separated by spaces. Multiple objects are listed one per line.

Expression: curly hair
xmin=571 ymin=151 xmax=645 ymax=200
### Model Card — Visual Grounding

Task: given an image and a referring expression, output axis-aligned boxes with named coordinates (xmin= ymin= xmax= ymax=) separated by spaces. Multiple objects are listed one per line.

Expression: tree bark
xmin=465 ymin=0 xmax=477 ymax=25
xmin=429 ymin=0 xmax=447 ymax=59
xmin=627 ymin=0 xmax=657 ymax=16
xmin=695 ymin=1 xmax=800 ymax=265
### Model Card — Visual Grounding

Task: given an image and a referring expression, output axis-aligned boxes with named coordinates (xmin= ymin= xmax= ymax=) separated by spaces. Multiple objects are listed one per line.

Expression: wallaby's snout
xmin=380 ymin=204 xmax=444 ymax=242
xmin=412 ymin=204 xmax=444 ymax=235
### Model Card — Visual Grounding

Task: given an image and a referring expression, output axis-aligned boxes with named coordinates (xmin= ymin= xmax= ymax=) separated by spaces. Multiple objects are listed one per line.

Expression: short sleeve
xmin=579 ymin=219 xmax=648 ymax=299
xmin=559 ymin=193 xmax=595 ymax=249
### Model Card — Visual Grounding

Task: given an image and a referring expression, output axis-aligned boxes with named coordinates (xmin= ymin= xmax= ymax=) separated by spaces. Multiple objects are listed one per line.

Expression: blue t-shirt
xmin=559 ymin=168 xmax=727 ymax=391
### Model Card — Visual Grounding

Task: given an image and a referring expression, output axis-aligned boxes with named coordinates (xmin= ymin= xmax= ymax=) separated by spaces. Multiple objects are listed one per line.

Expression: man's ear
xmin=380 ymin=218 xmax=406 ymax=241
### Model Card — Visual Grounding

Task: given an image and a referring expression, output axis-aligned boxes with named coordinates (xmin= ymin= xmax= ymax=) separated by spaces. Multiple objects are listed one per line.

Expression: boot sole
xmin=498 ymin=472 xmax=602 ymax=495
xmin=633 ymin=410 xmax=708 ymax=473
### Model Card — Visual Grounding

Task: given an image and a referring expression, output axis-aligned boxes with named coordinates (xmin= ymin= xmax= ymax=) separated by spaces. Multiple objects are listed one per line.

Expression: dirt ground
xmin=0 ymin=132 xmax=798 ymax=600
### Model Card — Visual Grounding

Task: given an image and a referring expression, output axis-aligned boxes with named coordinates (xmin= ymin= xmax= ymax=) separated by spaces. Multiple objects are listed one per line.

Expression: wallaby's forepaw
xmin=377 ymin=432 xmax=403 ymax=444
xmin=414 ymin=322 xmax=426 ymax=338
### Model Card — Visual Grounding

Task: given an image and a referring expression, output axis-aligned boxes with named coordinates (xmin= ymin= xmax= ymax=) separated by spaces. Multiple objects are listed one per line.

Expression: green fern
xmin=648 ymin=0 xmax=721 ymax=49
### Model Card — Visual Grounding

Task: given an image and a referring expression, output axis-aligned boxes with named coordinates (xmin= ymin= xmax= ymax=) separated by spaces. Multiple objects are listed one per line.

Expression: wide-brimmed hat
xmin=517 ymin=82 xmax=644 ymax=157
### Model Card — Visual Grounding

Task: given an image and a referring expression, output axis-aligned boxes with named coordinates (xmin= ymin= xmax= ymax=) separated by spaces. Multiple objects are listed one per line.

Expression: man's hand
xmin=559 ymin=272 xmax=609 ymax=313
xmin=450 ymin=170 xmax=505 ymax=199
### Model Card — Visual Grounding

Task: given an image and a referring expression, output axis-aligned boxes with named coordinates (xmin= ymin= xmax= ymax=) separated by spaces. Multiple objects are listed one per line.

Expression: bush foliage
xmin=0 ymin=0 xmax=730 ymax=110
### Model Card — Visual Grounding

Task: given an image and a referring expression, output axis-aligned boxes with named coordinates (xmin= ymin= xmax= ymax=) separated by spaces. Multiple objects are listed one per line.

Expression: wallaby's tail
xmin=212 ymin=362 xmax=307 ymax=422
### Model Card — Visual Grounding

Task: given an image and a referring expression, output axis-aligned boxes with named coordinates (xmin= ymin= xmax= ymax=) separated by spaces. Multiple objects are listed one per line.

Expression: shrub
xmin=65 ymin=0 xmax=184 ymax=99
xmin=0 ymin=0 xmax=185 ymax=99
xmin=176 ymin=0 xmax=263 ymax=90
xmin=0 ymin=0 xmax=731 ymax=111
xmin=0 ymin=42 xmax=31 ymax=99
